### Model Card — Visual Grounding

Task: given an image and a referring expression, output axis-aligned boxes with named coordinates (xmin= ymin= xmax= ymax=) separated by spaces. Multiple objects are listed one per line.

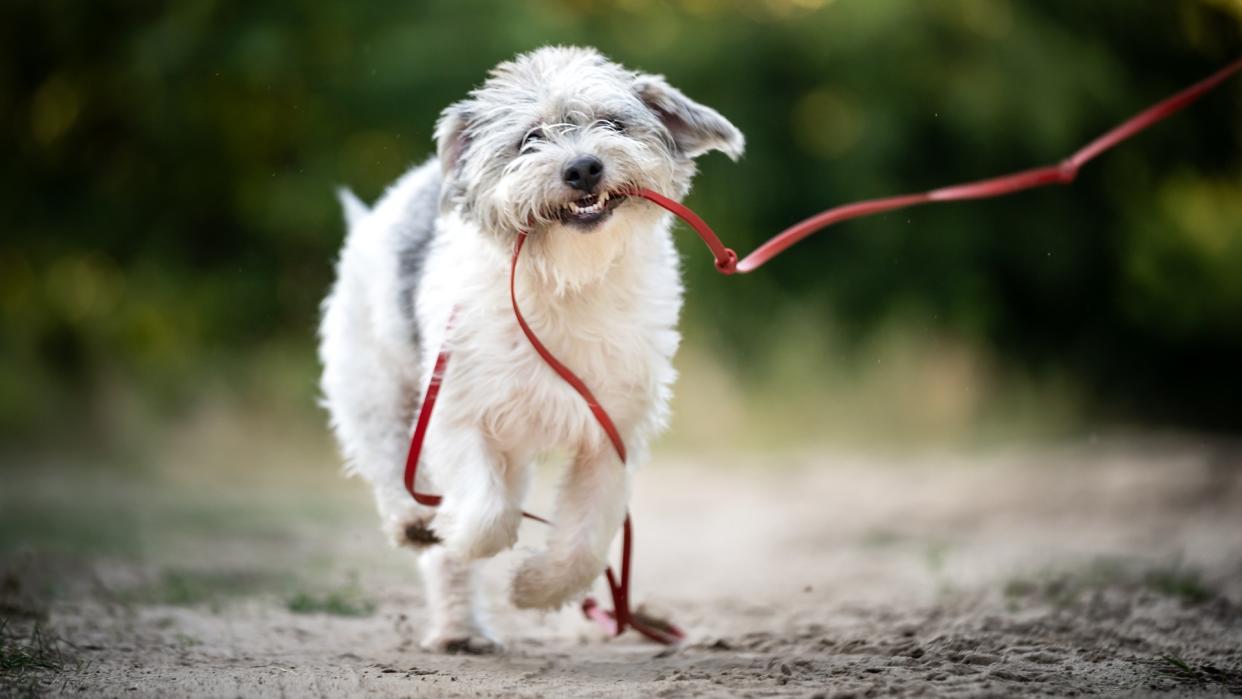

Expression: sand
xmin=3 ymin=438 xmax=1241 ymax=697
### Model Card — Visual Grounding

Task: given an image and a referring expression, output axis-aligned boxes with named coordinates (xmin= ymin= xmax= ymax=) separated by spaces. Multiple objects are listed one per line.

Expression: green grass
xmin=1162 ymin=654 xmax=1196 ymax=675
xmin=1004 ymin=558 xmax=1217 ymax=608
xmin=117 ymin=569 xmax=379 ymax=616
xmin=0 ymin=502 xmax=142 ymax=559
xmin=0 ymin=620 xmax=65 ymax=676
xmin=1156 ymin=654 xmax=1242 ymax=692
xmin=120 ymin=568 xmax=291 ymax=608
xmin=1142 ymin=566 xmax=1213 ymax=604
xmin=286 ymin=588 xmax=376 ymax=617
xmin=0 ymin=459 xmax=376 ymax=620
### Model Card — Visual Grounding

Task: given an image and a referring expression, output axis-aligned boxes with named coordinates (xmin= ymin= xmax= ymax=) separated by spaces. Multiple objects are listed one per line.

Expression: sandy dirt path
xmin=3 ymin=440 xmax=1241 ymax=697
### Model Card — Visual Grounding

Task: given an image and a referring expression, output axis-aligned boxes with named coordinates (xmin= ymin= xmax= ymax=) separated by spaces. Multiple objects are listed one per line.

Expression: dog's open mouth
xmin=558 ymin=191 xmax=626 ymax=230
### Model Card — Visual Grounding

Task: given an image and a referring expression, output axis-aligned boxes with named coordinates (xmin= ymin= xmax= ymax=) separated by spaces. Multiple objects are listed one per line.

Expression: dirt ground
xmin=3 ymin=437 xmax=1241 ymax=697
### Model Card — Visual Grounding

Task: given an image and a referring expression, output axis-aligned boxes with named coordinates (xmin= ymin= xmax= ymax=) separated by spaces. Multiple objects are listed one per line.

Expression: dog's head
xmin=435 ymin=46 xmax=744 ymax=239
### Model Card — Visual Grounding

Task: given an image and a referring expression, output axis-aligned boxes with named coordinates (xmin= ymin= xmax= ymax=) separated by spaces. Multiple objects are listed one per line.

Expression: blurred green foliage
xmin=2 ymin=0 xmax=1240 ymax=443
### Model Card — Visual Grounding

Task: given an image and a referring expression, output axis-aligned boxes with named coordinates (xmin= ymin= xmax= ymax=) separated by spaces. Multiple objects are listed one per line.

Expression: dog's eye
xmin=601 ymin=119 xmax=626 ymax=133
xmin=519 ymin=127 xmax=545 ymax=151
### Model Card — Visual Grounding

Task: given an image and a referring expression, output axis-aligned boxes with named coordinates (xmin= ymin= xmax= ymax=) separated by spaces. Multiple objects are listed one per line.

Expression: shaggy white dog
xmin=318 ymin=46 xmax=743 ymax=653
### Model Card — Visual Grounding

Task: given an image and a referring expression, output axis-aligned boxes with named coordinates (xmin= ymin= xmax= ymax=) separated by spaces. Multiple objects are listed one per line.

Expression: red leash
xmin=402 ymin=57 xmax=1240 ymax=645
xmin=640 ymin=56 xmax=1242 ymax=276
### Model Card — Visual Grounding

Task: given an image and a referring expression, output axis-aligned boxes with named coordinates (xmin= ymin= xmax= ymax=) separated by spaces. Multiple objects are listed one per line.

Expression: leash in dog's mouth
xmin=405 ymin=56 xmax=1241 ymax=646
xmin=558 ymin=190 xmax=628 ymax=228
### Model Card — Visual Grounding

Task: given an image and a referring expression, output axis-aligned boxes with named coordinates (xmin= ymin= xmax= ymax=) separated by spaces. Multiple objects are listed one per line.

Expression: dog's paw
xmin=381 ymin=503 xmax=442 ymax=550
xmin=421 ymin=631 xmax=503 ymax=655
xmin=511 ymin=552 xmax=600 ymax=610
xmin=392 ymin=516 xmax=440 ymax=549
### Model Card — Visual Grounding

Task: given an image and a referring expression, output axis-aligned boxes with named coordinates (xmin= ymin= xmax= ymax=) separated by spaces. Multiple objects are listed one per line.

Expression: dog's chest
xmin=450 ymin=282 xmax=678 ymax=449
xmin=415 ymin=218 xmax=684 ymax=452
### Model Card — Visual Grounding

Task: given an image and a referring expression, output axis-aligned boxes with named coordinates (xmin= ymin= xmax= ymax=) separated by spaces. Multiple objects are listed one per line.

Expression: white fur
xmin=318 ymin=46 xmax=742 ymax=652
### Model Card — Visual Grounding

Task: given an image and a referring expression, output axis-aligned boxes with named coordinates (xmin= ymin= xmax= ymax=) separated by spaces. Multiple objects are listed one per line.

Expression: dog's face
xmin=435 ymin=46 xmax=744 ymax=238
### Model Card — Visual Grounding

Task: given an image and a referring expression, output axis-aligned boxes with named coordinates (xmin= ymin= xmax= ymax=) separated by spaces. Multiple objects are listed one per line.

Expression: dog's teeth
xmin=564 ymin=193 xmax=614 ymax=219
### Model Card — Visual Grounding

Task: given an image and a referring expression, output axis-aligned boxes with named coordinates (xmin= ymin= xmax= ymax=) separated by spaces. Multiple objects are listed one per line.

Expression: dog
xmin=318 ymin=46 xmax=744 ymax=653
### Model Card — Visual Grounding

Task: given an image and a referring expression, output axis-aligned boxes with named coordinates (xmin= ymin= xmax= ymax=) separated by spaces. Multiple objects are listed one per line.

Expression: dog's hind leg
xmin=322 ymin=355 xmax=437 ymax=549
xmin=418 ymin=545 xmax=501 ymax=653
xmin=319 ymin=264 xmax=437 ymax=549
xmin=352 ymin=383 xmax=442 ymax=550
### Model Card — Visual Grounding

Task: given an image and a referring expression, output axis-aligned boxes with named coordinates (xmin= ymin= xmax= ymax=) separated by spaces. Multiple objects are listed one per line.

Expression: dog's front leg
xmin=430 ymin=426 xmax=525 ymax=561
xmin=511 ymin=444 xmax=630 ymax=610
xmin=418 ymin=546 xmax=501 ymax=653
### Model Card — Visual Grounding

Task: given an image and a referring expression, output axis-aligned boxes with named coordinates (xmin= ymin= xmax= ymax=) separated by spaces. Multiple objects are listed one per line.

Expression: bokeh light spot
xmin=46 ymin=253 xmax=126 ymax=324
xmin=30 ymin=75 xmax=80 ymax=146
xmin=792 ymin=88 xmax=863 ymax=159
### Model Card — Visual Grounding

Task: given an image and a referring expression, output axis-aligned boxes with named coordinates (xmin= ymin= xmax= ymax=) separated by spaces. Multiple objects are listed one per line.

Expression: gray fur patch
xmin=394 ymin=164 xmax=442 ymax=343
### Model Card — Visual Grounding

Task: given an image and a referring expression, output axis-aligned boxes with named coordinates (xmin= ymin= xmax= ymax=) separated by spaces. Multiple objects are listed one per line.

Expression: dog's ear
xmin=435 ymin=102 xmax=472 ymax=174
xmin=634 ymin=74 xmax=745 ymax=161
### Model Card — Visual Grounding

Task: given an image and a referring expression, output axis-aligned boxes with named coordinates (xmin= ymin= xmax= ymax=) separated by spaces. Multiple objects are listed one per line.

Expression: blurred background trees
xmin=3 ymin=0 xmax=1240 ymax=452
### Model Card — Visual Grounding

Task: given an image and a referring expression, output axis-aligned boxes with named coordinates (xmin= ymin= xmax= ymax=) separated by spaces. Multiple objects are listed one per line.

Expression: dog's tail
xmin=336 ymin=187 xmax=370 ymax=229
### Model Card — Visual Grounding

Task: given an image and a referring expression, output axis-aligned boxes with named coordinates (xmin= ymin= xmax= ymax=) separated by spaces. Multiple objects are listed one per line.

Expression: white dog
xmin=318 ymin=46 xmax=743 ymax=653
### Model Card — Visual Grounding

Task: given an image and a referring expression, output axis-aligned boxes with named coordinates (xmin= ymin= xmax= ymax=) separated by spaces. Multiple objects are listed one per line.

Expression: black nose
xmin=562 ymin=155 xmax=604 ymax=192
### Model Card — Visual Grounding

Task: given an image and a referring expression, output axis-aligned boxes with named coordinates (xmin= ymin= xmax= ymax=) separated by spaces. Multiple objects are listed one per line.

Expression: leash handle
xmin=638 ymin=56 xmax=1242 ymax=275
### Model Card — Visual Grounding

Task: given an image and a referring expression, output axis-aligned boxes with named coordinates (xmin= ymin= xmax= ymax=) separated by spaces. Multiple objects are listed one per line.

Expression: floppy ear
xmin=634 ymin=74 xmax=745 ymax=161
xmin=434 ymin=102 xmax=471 ymax=174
